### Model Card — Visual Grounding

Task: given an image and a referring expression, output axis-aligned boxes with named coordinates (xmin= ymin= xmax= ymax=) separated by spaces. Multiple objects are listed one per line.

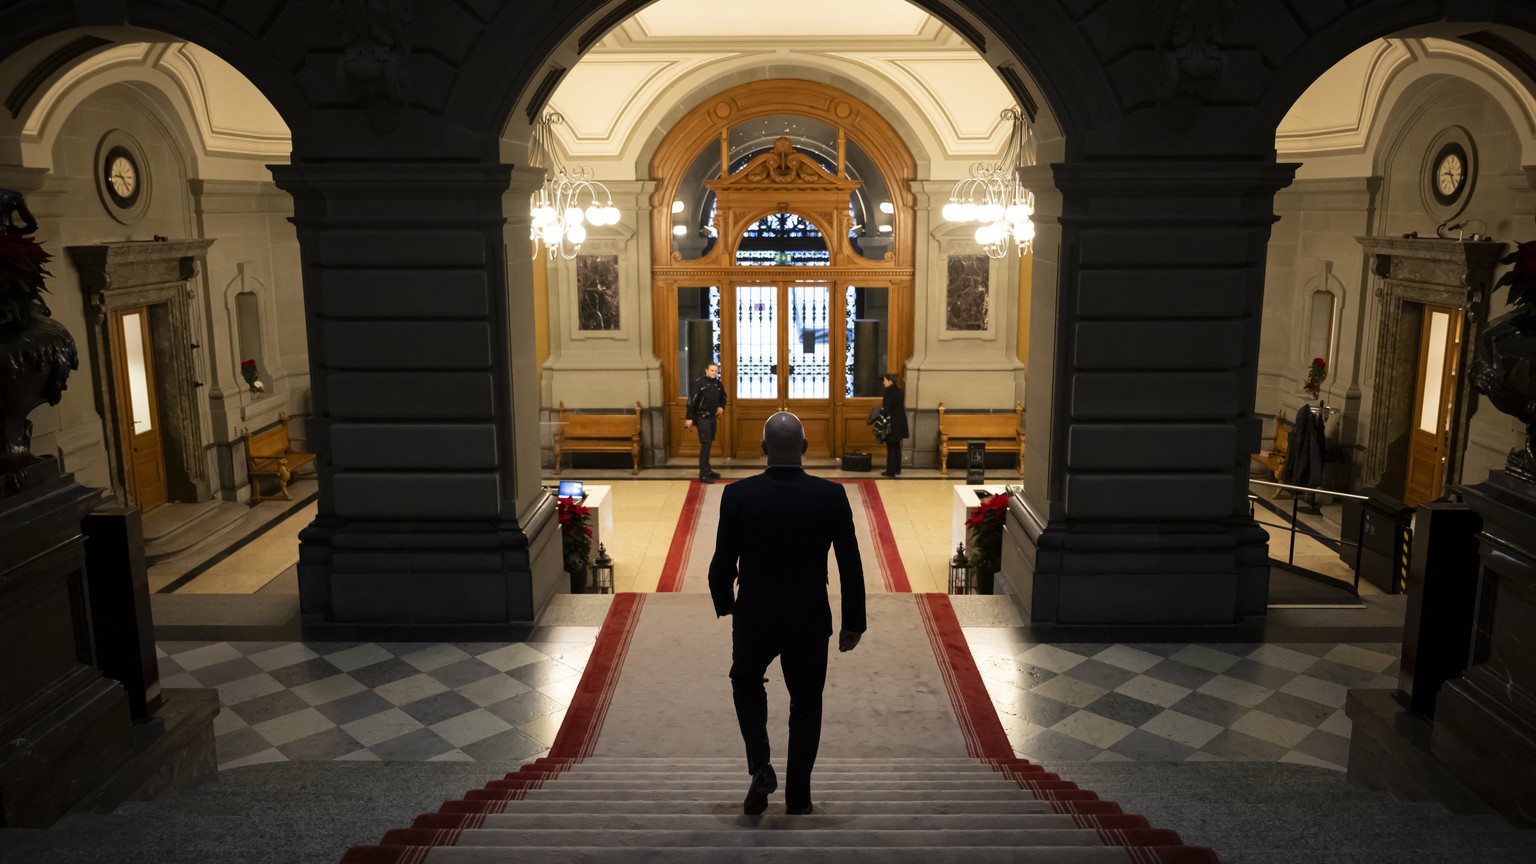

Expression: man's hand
xmin=838 ymin=629 xmax=861 ymax=652
xmin=683 ymin=419 xmax=692 ymax=429
xmin=716 ymin=407 xmax=724 ymax=415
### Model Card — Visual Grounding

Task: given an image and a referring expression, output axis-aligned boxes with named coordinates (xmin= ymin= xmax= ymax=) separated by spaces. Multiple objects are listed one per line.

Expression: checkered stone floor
xmin=155 ymin=633 xmax=598 ymax=771
xmin=963 ymin=632 xmax=1400 ymax=771
xmin=160 ymin=628 xmax=1393 ymax=774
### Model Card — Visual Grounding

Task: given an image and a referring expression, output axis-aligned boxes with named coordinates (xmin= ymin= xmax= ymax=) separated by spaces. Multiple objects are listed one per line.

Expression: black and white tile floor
xmin=156 ymin=632 xmax=597 ymax=771
xmin=160 ymin=629 xmax=1393 ymax=773
xmin=965 ymin=631 xmax=1399 ymax=771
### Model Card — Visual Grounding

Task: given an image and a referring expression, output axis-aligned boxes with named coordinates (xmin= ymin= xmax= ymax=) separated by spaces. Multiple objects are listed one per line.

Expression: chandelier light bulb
xmin=541 ymin=224 xmax=562 ymax=245
xmin=978 ymin=203 xmax=1004 ymax=223
xmin=1012 ymin=220 xmax=1036 ymax=242
xmin=604 ymin=206 xmax=621 ymax=225
xmin=955 ymin=202 xmax=978 ymax=222
xmin=1005 ymin=203 xmax=1032 ymax=223
xmin=941 ymin=202 xmax=962 ymax=222
xmin=564 ymin=207 xmax=584 ymax=226
xmin=566 ymin=223 xmax=587 ymax=245
xmin=587 ymin=205 xmax=605 ymax=225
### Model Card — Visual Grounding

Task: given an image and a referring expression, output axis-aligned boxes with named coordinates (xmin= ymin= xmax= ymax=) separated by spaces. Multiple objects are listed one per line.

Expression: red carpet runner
xmin=339 ymin=537 xmax=1221 ymax=861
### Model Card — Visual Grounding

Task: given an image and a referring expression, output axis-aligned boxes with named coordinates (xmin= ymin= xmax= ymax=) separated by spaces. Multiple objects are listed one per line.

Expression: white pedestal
xmin=582 ymin=485 xmax=614 ymax=565
xmin=952 ymin=484 xmax=1010 ymax=555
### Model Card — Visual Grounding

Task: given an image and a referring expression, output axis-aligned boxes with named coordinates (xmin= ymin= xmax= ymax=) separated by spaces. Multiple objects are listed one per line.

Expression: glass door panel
xmin=845 ymin=285 xmax=889 ymax=397
xmin=676 ymin=285 xmax=721 ymax=394
xmin=788 ymin=282 xmax=830 ymax=399
xmin=736 ymin=284 xmax=779 ymax=399
xmin=122 ymin=311 xmax=154 ymax=434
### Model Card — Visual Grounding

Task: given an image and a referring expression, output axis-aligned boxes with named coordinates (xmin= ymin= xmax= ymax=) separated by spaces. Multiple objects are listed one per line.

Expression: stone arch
xmin=454 ymin=0 xmax=1115 ymax=158
xmin=1260 ymin=9 xmax=1536 ymax=132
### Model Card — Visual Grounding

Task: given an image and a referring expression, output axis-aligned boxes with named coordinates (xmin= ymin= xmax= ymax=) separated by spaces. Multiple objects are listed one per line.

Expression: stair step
xmin=439 ymin=799 xmax=1126 ymax=816
xmin=483 ymin=778 xmax=1043 ymax=791
xmin=340 ymin=846 xmax=1216 ymax=864
xmin=375 ymin=827 xmax=1186 ymax=848
xmin=487 ymin=788 xmax=1097 ymax=802
xmin=411 ymin=813 xmax=1152 ymax=832
xmin=144 ymin=500 xmax=250 ymax=563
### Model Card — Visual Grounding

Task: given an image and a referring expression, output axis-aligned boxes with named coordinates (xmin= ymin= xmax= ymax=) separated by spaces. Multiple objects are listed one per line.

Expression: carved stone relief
xmin=1152 ymin=0 xmax=1236 ymax=129
xmin=336 ymin=0 xmax=413 ymax=133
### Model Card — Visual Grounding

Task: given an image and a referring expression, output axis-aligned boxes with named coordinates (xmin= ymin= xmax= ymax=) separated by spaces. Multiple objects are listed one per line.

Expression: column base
xmin=1002 ymin=505 xmax=1269 ymax=625
xmin=297 ymin=496 xmax=563 ymax=635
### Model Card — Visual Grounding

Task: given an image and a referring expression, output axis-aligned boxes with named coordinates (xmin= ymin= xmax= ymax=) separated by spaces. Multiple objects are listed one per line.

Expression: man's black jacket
xmin=708 ymin=467 xmax=866 ymax=640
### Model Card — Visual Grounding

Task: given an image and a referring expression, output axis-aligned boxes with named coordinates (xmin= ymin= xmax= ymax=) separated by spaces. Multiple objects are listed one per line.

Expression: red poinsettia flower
xmin=0 ymin=231 xmax=51 ymax=281
xmin=964 ymin=492 xmax=1012 ymax=528
xmin=1496 ymin=240 xmax=1536 ymax=309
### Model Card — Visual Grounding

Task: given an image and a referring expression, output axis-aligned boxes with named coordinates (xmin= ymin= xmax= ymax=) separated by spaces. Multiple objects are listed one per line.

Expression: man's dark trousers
xmin=730 ymin=623 xmax=827 ymax=812
xmin=695 ymin=414 xmax=716 ymax=477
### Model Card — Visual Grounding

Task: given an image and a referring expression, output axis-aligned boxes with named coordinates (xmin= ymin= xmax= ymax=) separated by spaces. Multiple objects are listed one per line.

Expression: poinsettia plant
xmin=1494 ymin=239 xmax=1536 ymax=310
xmin=1303 ymin=357 xmax=1327 ymax=399
xmin=964 ymin=490 xmax=1012 ymax=591
xmin=0 ymin=228 xmax=53 ymax=329
xmin=557 ymin=495 xmax=593 ymax=573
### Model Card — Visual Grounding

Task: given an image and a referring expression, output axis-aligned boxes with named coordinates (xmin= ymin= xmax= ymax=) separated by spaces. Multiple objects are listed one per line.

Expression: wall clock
xmin=94 ymin=131 xmax=150 ymax=225
xmin=1422 ymin=127 xmax=1475 ymax=222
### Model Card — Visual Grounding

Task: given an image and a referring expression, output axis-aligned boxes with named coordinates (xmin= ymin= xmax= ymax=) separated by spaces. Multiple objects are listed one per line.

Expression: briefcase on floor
xmin=841 ymin=451 xmax=872 ymax=472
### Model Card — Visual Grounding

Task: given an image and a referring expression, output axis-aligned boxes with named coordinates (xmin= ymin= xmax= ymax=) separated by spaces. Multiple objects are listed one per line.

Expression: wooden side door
xmin=110 ymin=306 xmax=167 ymax=511
xmin=782 ymin=280 xmax=834 ymax=457
xmin=1403 ymin=304 xmax=1461 ymax=508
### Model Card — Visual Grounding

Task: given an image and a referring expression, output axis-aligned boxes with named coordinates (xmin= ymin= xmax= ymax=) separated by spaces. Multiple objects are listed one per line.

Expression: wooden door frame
xmin=108 ymin=306 xmax=167 ymax=510
xmin=70 ymin=240 xmax=215 ymax=507
xmin=1404 ymin=303 xmax=1461 ymax=506
xmin=650 ymin=79 xmax=917 ymax=460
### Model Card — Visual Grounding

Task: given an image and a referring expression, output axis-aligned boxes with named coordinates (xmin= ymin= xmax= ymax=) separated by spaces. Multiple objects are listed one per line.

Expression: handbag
xmin=872 ymin=412 xmax=892 ymax=444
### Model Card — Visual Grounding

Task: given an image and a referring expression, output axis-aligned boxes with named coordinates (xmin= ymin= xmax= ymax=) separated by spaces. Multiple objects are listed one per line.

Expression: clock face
xmin=1436 ymin=153 xmax=1463 ymax=197
xmin=102 ymin=146 xmax=140 ymax=208
xmin=108 ymin=156 xmax=136 ymax=198
xmin=1429 ymin=140 xmax=1470 ymax=207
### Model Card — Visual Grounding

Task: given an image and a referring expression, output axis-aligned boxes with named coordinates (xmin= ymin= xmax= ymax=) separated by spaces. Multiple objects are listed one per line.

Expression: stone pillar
xmin=1005 ymin=161 xmax=1296 ymax=625
xmin=271 ymin=162 xmax=561 ymax=632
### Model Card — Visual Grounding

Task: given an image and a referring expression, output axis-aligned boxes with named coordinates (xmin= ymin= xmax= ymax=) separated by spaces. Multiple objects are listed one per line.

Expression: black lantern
xmin=590 ymin=543 xmax=614 ymax=594
xmin=948 ymin=543 xmax=974 ymax=595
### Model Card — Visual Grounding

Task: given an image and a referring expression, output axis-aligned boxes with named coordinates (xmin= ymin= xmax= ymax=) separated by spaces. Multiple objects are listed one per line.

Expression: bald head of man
xmin=761 ymin=411 xmax=808 ymax=466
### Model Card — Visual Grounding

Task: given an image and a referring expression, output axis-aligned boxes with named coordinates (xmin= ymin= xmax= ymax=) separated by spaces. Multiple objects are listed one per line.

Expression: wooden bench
xmin=245 ymin=412 xmax=316 ymax=502
xmin=1251 ymin=411 xmax=1292 ymax=482
xmin=554 ymin=401 xmax=642 ymax=475
xmin=938 ymin=402 xmax=1024 ymax=477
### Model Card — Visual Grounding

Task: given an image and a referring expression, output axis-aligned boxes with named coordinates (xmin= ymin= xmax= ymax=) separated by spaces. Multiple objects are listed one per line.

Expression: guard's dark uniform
xmin=687 ymin=374 xmax=728 ymax=479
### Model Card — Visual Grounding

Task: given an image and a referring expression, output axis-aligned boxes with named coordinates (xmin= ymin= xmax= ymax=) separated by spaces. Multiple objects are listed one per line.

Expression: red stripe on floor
xmin=855 ymin=479 xmax=910 ymax=593
xmin=548 ymin=592 xmax=646 ymax=760
xmin=655 ymin=480 xmax=707 ymax=592
xmin=916 ymin=592 xmax=1014 ymax=760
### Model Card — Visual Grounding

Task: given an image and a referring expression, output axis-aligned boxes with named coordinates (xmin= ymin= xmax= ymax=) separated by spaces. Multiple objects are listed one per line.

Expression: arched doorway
xmin=649 ymin=80 xmax=917 ymax=462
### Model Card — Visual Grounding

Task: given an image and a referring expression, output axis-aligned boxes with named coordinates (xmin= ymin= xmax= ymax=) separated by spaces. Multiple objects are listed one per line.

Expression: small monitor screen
xmin=558 ymin=480 xmax=584 ymax=499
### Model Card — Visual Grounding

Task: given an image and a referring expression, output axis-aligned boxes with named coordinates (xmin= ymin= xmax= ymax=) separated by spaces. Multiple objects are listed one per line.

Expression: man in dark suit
xmin=684 ymin=362 xmax=726 ymax=483
xmin=708 ymin=411 xmax=866 ymax=816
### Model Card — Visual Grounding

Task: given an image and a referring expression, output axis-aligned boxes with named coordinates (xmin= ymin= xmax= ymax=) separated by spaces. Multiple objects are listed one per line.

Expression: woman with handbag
xmin=879 ymin=372 xmax=908 ymax=477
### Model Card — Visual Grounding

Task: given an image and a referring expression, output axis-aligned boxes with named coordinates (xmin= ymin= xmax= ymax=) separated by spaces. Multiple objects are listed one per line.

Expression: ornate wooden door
xmin=1404 ymin=304 xmax=1461 ymax=508
xmin=110 ymin=306 xmax=167 ymax=511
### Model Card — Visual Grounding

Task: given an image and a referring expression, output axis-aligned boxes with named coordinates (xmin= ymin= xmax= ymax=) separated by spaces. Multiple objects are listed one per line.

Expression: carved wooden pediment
xmin=708 ymin=137 xmax=861 ymax=194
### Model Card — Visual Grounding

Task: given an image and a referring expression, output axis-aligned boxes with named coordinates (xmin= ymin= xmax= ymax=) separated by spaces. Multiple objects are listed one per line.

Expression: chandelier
xmin=941 ymin=107 xmax=1036 ymax=259
xmin=528 ymin=112 xmax=621 ymax=260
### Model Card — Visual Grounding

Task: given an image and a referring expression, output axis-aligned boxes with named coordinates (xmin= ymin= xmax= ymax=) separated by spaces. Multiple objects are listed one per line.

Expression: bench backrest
xmin=938 ymin=402 xmax=1023 ymax=436
xmin=246 ymin=414 xmax=295 ymax=456
xmin=1272 ymin=412 xmax=1293 ymax=457
xmin=558 ymin=402 xmax=641 ymax=437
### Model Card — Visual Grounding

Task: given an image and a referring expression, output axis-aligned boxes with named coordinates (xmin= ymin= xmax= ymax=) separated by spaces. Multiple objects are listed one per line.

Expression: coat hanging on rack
xmin=1283 ymin=404 xmax=1327 ymax=488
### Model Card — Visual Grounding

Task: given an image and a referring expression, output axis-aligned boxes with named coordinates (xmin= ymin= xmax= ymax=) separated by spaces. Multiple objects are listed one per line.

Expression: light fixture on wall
xmin=941 ymin=107 xmax=1036 ymax=259
xmin=528 ymin=112 xmax=621 ymax=260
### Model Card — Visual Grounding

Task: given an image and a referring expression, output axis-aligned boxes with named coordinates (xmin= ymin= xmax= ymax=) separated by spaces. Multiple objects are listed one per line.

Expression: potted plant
xmin=0 ymin=190 xmax=77 ymax=492
xmin=964 ymin=489 xmax=1012 ymax=594
xmin=1472 ymin=239 xmax=1536 ymax=479
xmin=557 ymin=495 xmax=593 ymax=593
xmin=240 ymin=358 xmax=265 ymax=395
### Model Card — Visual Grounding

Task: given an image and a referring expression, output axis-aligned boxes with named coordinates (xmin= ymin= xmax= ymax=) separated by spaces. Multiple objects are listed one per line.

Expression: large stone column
xmin=1005 ymin=161 xmax=1296 ymax=625
xmin=272 ymin=162 xmax=561 ymax=634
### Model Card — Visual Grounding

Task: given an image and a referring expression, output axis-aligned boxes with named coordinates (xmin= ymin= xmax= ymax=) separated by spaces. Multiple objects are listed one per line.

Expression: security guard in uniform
xmin=684 ymin=362 xmax=727 ymax=483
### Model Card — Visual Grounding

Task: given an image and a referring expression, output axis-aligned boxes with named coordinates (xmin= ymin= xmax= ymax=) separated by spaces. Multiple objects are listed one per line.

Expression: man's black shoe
xmin=699 ymin=476 xmax=714 ymax=484
xmin=743 ymin=764 xmax=776 ymax=815
xmin=707 ymin=470 xmax=721 ymax=479
xmin=786 ymin=803 xmax=814 ymax=815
